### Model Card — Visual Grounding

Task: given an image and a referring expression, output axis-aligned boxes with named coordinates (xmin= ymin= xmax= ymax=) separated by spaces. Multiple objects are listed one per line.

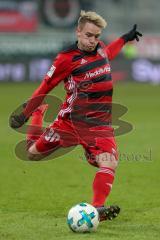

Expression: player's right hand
xmin=10 ymin=112 xmax=29 ymax=129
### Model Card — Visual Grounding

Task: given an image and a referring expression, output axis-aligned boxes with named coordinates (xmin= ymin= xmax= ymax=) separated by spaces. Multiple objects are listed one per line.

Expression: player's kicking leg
xmin=87 ymin=151 xmax=120 ymax=222
xmin=95 ymin=152 xmax=120 ymax=221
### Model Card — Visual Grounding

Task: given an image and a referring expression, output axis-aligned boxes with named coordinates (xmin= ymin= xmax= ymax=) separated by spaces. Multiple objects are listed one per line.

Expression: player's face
xmin=76 ymin=22 xmax=102 ymax=52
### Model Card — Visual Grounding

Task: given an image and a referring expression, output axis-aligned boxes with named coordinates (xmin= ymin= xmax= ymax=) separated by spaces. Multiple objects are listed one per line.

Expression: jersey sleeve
xmin=23 ymin=53 xmax=71 ymax=117
xmin=105 ymin=37 xmax=125 ymax=61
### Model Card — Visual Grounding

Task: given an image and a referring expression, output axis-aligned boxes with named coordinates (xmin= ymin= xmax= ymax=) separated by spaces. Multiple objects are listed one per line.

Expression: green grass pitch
xmin=0 ymin=82 xmax=160 ymax=239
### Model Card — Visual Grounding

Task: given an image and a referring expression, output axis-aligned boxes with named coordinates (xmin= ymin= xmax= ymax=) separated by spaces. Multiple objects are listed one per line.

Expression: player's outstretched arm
xmin=10 ymin=52 xmax=71 ymax=129
xmin=106 ymin=24 xmax=142 ymax=60
xmin=10 ymin=82 xmax=50 ymax=129
xmin=121 ymin=24 xmax=143 ymax=42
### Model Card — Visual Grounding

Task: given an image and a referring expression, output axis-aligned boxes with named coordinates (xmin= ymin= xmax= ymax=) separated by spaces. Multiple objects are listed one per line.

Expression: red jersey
xmin=23 ymin=38 xmax=125 ymax=128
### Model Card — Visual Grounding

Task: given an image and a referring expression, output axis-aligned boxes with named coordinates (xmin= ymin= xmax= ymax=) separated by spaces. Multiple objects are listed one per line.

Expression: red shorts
xmin=35 ymin=119 xmax=118 ymax=167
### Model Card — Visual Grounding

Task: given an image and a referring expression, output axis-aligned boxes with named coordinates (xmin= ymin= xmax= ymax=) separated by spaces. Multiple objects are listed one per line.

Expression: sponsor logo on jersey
xmin=47 ymin=65 xmax=56 ymax=77
xmin=84 ymin=65 xmax=111 ymax=79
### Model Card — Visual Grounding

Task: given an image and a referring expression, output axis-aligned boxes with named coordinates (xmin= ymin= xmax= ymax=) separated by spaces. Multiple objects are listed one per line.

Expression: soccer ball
xmin=67 ymin=202 xmax=99 ymax=233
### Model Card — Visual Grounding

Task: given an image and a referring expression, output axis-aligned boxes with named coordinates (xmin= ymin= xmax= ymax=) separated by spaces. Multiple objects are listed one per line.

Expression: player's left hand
xmin=10 ymin=112 xmax=29 ymax=129
xmin=122 ymin=24 xmax=143 ymax=42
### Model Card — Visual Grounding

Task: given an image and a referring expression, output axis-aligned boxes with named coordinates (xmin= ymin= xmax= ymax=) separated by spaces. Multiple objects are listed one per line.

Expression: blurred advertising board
xmin=0 ymin=0 xmax=38 ymax=32
xmin=0 ymin=57 xmax=159 ymax=84
xmin=112 ymin=58 xmax=160 ymax=84
xmin=0 ymin=36 xmax=160 ymax=83
xmin=111 ymin=35 xmax=160 ymax=84
xmin=0 ymin=58 xmax=52 ymax=82
xmin=122 ymin=36 xmax=160 ymax=60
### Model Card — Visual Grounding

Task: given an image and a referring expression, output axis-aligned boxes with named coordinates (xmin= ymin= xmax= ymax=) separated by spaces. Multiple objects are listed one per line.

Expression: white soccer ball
xmin=67 ymin=202 xmax=99 ymax=233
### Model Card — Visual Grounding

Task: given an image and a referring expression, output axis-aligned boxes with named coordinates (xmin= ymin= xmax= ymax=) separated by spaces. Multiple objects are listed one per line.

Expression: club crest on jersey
xmin=80 ymin=58 xmax=87 ymax=65
xmin=47 ymin=65 xmax=56 ymax=77
xmin=98 ymin=48 xmax=106 ymax=58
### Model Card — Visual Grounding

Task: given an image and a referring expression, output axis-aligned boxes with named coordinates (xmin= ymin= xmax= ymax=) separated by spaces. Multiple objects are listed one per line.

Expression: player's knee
xmin=96 ymin=152 xmax=118 ymax=170
xmin=27 ymin=144 xmax=43 ymax=161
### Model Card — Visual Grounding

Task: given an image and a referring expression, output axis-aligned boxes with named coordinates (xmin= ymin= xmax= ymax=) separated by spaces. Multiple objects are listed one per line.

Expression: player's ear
xmin=76 ymin=26 xmax=81 ymax=38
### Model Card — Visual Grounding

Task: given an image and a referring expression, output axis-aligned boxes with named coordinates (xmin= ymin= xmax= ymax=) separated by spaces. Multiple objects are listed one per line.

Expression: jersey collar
xmin=76 ymin=41 xmax=101 ymax=56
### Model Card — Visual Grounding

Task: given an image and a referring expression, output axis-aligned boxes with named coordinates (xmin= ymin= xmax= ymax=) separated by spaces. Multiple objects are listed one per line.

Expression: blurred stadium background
xmin=0 ymin=0 xmax=160 ymax=83
xmin=0 ymin=1 xmax=160 ymax=239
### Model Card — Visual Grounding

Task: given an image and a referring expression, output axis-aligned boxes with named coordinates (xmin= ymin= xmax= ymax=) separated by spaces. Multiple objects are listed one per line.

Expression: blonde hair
xmin=78 ymin=10 xmax=107 ymax=29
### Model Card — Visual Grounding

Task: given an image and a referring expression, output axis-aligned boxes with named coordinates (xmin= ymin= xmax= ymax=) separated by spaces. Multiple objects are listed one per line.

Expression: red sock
xmin=26 ymin=105 xmax=47 ymax=142
xmin=92 ymin=167 xmax=115 ymax=207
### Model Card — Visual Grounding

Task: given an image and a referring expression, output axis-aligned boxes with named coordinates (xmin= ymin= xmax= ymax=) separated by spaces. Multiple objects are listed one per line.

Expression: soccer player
xmin=10 ymin=11 xmax=142 ymax=221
